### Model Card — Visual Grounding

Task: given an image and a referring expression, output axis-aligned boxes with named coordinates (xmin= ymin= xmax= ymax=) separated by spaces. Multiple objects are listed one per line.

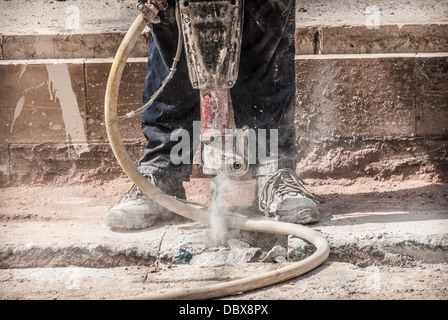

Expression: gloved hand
xmin=137 ymin=0 xmax=168 ymax=24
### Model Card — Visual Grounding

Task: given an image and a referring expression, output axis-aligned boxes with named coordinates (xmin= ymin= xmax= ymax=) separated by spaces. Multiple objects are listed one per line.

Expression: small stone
xmin=274 ymin=256 xmax=287 ymax=263
xmin=261 ymin=245 xmax=287 ymax=263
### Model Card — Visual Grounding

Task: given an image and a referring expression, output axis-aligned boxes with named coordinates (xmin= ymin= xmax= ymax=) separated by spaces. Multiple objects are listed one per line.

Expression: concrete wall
xmin=0 ymin=57 xmax=147 ymax=184
xmin=293 ymin=24 xmax=448 ymax=181
xmin=0 ymin=1 xmax=447 ymax=185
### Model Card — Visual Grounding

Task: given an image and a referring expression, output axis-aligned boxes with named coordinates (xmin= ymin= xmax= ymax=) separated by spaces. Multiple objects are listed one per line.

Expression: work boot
xmin=105 ymin=174 xmax=186 ymax=229
xmin=256 ymin=168 xmax=319 ymax=224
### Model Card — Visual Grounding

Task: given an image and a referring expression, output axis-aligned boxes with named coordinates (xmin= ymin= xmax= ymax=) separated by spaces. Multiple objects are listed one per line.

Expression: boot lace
xmin=118 ymin=174 xmax=156 ymax=203
xmin=258 ymin=168 xmax=319 ymax=215
xmin=118 ymin=174 xmax=195 ymax=205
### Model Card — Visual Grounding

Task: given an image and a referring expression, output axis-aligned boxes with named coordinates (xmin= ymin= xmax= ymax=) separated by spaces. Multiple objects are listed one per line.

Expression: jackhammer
xmin=104 ymin=0 xmax=329 ymax=299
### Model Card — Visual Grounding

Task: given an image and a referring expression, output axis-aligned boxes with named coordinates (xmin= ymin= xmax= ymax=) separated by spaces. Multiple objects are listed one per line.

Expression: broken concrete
xmin=288 ymin=237 xmax=315 ymax=261
xmin=261 ymin=245 xmax=288 ymax=263
xmin=189 ymin=248 xmax=263 ymax=267
xmin=0 ymin=177 xmax=446 ymax=299
xmin=226 ymin=238 xmax=251 ymax=249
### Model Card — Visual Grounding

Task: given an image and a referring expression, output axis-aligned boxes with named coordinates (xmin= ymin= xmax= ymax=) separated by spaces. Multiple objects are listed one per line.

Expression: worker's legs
xmin=140 ymin=0 xmax=299 ymax=179
xmin=232 ymin=0 xmax=298 ymax=176
xmin=106 ymin=2 xmax=197 ymax=229
xmin=106 ymin=0 xmax=318 ymax=229
xmin=231 ymin=0 xmax=318 ymax=223
xmin=139 ymin=2 xmax=200 ymax=180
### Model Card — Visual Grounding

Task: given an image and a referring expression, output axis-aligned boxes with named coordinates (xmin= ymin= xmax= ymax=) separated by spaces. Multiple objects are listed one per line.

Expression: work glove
xmin=137 ymin=0 xmax=168 ymax=24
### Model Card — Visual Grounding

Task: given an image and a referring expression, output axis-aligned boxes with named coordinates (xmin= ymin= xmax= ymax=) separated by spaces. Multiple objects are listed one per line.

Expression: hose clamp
xmin=137 ymin=2 xmax=148 ymax=14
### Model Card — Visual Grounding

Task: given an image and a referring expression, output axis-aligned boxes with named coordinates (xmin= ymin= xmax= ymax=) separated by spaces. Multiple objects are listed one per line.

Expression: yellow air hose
xmin=104 ymin=13 xmax=330 ymax=300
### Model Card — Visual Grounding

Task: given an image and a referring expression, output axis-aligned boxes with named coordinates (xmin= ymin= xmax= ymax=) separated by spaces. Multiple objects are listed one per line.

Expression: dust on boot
xmin=256 ymin=169 xmax=320 ymax=224
xmin=105 ymin=174 xmax=186 ymax=229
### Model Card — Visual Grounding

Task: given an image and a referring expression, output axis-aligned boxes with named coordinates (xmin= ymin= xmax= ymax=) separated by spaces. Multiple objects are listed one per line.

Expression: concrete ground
xmin=0 ymin=0 xmax=447 ymax=302
xmin=0 ymin=176 xmax=447 ymax=300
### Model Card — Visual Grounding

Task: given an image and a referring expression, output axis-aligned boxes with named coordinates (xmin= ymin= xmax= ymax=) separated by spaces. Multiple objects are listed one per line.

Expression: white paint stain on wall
xmin=46 ymin=63 xmax=88 ymax=156
xmin=10 ymin=64 xmax=29 ymax=133
xmin=10 ymin=96 xmax=25 ymax=133
xmin=18 ymin=63 xmax=27 ymax=81
xmin=10 ymin=61 xmax=88 ymax=157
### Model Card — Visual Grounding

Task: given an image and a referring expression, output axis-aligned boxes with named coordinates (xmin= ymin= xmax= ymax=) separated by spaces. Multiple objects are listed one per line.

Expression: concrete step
xmin=1 ymin=51 xmax=447 ymax=184
xmin=1 ymin=0 xmax=447 ymax=60
xmin=295 ymin=24 xmax=448 ymax=55
xmin=2 ymin=0 xmax=447 ymax=34
xmin=0 ymin=0 xmax=141 ymax=34
xmin=0 ymin=30 xmax=151 ymax=60
xmin=1 ymin=23 xmax=447 ymax=60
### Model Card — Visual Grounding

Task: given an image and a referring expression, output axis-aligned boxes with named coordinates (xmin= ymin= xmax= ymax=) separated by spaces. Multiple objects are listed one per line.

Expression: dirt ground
xmin=0 ymin=175 xmax=447 ymax=300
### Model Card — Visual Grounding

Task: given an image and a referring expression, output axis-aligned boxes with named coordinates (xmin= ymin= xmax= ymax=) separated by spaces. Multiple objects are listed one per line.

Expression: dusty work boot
xmin=256 ymin=168 xmax=319 ymax=224
xmin=105 ymin=174 xmax=186 ymax=230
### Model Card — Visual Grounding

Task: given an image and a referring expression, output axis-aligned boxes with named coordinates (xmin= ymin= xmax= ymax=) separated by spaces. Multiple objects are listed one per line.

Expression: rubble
xmin=261 ymin=245 xmax=288 ymax=263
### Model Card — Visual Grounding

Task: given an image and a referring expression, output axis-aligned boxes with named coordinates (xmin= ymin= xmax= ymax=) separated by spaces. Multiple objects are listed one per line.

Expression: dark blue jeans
xmin=139 ymin=0 xmax=297 ymax=180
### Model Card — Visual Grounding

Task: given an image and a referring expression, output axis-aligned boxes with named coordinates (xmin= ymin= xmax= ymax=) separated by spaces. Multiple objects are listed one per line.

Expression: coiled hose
xmin=104 ymin=13 xmax=330 ymax=300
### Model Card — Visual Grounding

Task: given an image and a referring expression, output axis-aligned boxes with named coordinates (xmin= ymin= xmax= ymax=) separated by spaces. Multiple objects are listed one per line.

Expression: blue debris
xmin=294 ymin=246 xmax=307 ymax=255
xmin=174 ymin=248 xmax=193 ymax=264
xmin=288 ymin=246 xmax=308 ymax=261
